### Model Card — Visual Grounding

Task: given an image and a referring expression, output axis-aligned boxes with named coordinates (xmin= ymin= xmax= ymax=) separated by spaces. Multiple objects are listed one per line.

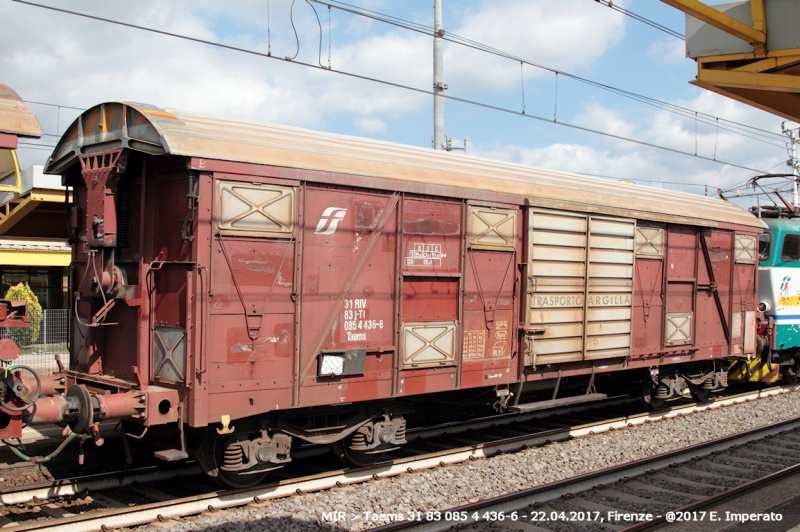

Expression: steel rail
xmin=620 ymin=462 xmax=800 ymax=531
xmin=369 ymin=415 xmax=800 ymax=532
xmin=0 ymin=463 xmax=202 ymax=506
xmin=0 ymin=394 xmax=637 ymax=505
xmin=404 ymin=395 xmax=636 ymax=441
xmin=3 ymin=385 xmax=796 ymax=532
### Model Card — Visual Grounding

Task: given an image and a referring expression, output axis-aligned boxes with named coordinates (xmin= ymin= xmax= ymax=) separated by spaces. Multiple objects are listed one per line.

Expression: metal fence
xmin=0 ymin=308 xmax=68 ymax=376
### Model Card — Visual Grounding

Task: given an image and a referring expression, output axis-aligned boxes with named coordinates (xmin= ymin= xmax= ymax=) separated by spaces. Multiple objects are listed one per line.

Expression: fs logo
xmin=780 ymin=276 xmax=792 ymax=294
xmin=314 ymin=207 xmax=347 ymax=235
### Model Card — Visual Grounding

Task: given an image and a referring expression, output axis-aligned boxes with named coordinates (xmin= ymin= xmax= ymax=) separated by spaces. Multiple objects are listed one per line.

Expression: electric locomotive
xmin=731 ymin=203 xmax=800 ymax=383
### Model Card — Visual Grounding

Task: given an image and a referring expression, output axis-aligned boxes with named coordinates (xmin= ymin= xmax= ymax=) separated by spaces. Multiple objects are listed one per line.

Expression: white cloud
xmin=647 ymin=38 xmax=686 ymax=64
xmin=1 ymin=0 xmax=785 ymax=204
xmin=575 ymin=104 xmax=637 ymax=139
xmin=446 ymin=0 xmax=626 ymax=94
xmin=471 ymin=89 xmax=787 ymax=204
xmin=354 ymin=117 xmax=386 ymax=135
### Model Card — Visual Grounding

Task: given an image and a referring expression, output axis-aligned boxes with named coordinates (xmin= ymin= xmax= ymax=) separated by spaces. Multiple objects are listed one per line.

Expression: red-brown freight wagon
xmin=3 ymin=102 xmax=765 ymax=486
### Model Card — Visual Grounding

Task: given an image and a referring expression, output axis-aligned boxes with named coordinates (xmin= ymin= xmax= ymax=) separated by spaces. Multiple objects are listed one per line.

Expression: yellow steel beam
xmin=697 ymin=67 xmax=800 ymax=92
xmin=691 ymin=80 xmax=800 ymax=122
xmin=699 ymin=48 xmax=800 ymax=64
xmin=0 ymin=193 xmax=38 ymax=236
xmin=750 ymin=0 xmax=766 ymax=33
xmin=0 ymin=149 xmax=21 ymax=194
xmin=660 ymin=0 xmax=766 ymax=44
xmin=0 ymin=188 xmax=72 ymax=236
xmin=733 ymin=55 xmax=800 ymax=73
xmin=0 ymin=248 xmax=71 ymax=267
xmin=29 ymin=190 xmax=68 ymax=203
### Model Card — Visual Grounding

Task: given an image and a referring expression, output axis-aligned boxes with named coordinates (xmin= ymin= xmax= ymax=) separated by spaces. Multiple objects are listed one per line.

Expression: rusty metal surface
xmin=45 ymin=102 xmax=763 ymax=230
xmin=0 ymin=83 xmax=42 ymax=138
xmin=44 ymin=103 xmax=765 ymax=435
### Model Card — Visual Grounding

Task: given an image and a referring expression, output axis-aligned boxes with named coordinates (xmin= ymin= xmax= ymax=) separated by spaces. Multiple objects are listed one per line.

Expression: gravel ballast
xmin=137 ymin=390 xmax=800 ymax=532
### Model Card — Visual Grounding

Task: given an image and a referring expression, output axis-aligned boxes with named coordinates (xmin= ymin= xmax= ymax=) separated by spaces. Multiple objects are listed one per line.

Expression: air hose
xmin=4 ymin=433 xmax=79 ymax=464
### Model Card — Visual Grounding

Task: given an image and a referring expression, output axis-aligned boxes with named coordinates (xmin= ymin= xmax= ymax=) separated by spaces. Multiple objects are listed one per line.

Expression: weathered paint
xmin=0 ymin=83 xmax=42 ymax=138
xmin=46 ymin=102 xmax=764 ymax=230
xmin=47 ymin=102 xmax=764 ymax=431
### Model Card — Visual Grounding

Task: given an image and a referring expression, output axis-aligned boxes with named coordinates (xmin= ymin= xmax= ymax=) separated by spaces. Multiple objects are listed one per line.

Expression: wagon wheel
xmin=784 ymin=369 xmax=800 ymax=385
xmin=641 ymin=381 xmax=667 ymax=411
xmin=688 ymin=382 xmax=712 ymax=403
xmin=211 ymin=437 xmax=270 ymax=489
xmin=329 ymin=435 xmax=385 ymax=468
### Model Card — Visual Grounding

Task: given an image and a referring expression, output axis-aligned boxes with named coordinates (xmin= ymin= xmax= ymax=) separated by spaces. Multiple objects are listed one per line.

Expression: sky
xmin=1 ymin=0 xmax=795 ymax=207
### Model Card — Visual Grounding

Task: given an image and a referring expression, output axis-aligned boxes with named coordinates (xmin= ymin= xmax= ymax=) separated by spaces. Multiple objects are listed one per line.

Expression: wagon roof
xmin=0 ymin=83 xmax=42 ymax=138
xmin=45 ymin=101 xmax=764 ymax=230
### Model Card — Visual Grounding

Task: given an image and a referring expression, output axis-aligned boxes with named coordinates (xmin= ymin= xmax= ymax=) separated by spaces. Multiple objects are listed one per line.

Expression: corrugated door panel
xmin=587 ymin=307 xmax=631 ymax=321
xmin=532 ymin=232 xmax=587 ymax=248
xmin=589 ymin=278 xmax=633 ymax=292
xmin=533 ymin=337 xmax=583 ymax=355
xmin=592 ymin=235 xmax=634 ymax=250
xmin=537 ymin=246 xmax=586 ymax=262
xmin=530 ymin=308 xmax=585 ymax=324
xmin=585 ymin=216 xmax=634 ymax=360
xmin=532 ymin=211 xmax=588 ymax=233
xmin=586 ymin=321 xmax=630 ymax=335
xmin=589 ymin=263 xmax=633 ymax=278
xmin=527 ymin=209 xmax=587 ymax=364
xmin=589 ymin=249 xmax=634 ymax=264
xmin=530 ymin=261 xmax=587 ymax=277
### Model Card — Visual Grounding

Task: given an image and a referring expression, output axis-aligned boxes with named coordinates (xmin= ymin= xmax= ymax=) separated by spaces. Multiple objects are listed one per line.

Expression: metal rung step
xmin=154 ymin=449 xmax=189 ymax=462
xmin=508 ymin=393 xmax=607 ymax=413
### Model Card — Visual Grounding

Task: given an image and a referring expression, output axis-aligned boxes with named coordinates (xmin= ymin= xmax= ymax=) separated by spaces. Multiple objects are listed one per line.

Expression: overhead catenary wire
xmin=311 ymin=0 xmax=786 ymax=148
xmin=17 ymin=141 xmax=57 ymax=151
xmin=11 ymin=0 xmax=768 ymax=173
xmin=305 ymin=0 xmax=327 ymax=69
xmin=593 ymin=0 xmax=685 ymax=40
xmin=288 ymin=0 xmax=301 ymax=60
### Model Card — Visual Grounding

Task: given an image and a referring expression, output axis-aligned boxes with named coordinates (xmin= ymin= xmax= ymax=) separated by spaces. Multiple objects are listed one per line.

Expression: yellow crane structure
xmin=661 ymin=0 xmax=800 ymax=122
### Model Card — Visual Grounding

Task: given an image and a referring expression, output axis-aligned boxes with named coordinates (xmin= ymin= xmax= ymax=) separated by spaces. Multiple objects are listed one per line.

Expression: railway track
xmin=372 ymin=404 xmax=800 ymax=531
xmin=0 ymin=385 xmax=795 ymax=531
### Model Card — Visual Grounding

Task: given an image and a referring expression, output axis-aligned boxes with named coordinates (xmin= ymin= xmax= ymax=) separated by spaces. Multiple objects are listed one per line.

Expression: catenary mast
xmin=433 ymin=0 xmax=445 ymax=150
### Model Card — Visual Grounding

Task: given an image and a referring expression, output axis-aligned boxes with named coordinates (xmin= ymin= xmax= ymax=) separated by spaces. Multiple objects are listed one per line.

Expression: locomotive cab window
xmin=758 ymin=233 xmax=772 ymax=261
xmin=781 ymin=234 xmax=800 ymax=262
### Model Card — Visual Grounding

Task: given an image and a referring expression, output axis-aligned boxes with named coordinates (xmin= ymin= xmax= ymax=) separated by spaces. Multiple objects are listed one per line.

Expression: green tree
xmin=4 ymin=283 xmax=42 ymax=346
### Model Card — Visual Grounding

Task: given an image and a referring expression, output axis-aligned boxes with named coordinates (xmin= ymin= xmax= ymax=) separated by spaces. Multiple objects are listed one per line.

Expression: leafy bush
xmin=3 ymin=283 xmax=42 ymax=346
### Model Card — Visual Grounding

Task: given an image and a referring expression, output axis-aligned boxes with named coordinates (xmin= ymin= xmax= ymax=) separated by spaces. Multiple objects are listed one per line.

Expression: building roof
xmin=46 ymin=101 xmax=765 ymax=230
xmin=0 ymin=84 xmax=42 ymax=138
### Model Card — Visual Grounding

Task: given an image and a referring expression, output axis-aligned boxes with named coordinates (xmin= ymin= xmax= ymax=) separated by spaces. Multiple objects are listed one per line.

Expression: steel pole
xmin=433 ymin=0 xmax=444 ymax=150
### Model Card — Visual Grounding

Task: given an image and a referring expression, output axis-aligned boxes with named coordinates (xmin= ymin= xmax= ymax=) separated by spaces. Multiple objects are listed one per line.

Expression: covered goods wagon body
xmin=43 ymin=102 xmax=763 ymax=434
